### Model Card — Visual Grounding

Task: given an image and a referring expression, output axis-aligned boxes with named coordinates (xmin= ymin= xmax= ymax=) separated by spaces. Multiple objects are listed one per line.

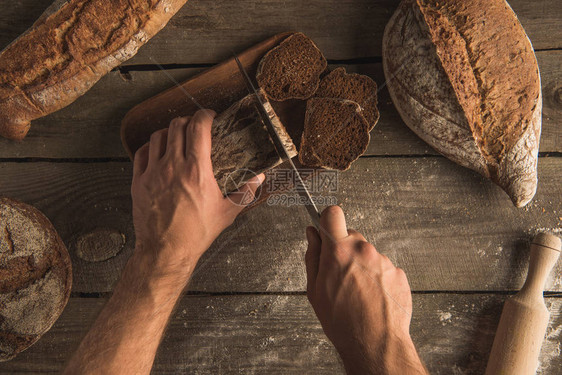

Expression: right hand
xmin=305 ymin=206 xmax=427 ymax=375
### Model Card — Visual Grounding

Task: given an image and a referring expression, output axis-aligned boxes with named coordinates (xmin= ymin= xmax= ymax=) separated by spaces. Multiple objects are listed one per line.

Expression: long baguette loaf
xmin=0 ymin=0 xmax=189 ymax=140
xmin=383 ymin=0 xmax=541 ymax=207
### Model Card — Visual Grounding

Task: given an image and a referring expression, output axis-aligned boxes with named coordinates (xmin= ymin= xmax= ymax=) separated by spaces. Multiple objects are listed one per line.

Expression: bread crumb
xmin=437 ymin=311 xmax=452 ymax=324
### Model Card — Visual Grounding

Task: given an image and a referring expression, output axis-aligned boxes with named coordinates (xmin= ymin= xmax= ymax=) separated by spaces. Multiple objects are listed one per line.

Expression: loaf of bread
xmin=256 ymin=33 xmax=327 ymax=101
xmin=299 ymin=98 xmax=370 ymax=170
xmin=0 ymin=198 xmax=72 ymax=361
xmin=383 ymin=0 xmax=542 ymax=207
xmin=0 ymin=0 xmax=189 ymax=140
xmin=211 ymin=89 xmax=297 ymax=193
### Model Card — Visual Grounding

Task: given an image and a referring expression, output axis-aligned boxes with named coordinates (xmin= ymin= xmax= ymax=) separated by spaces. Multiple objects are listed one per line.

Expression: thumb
xmin=319 ymin=205 xmax=348 ymax=243
xmin=305 ymin=226 xmax=321 ymax=301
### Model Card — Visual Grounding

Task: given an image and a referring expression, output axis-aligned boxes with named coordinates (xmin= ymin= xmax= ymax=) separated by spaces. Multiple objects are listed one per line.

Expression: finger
xmin=318 ymin=205 xmax=348 ymax=243
xmin=133 ymin=143 xmax=149 ymax=177
xmin=185 ymin=109 xmax=216 ymax=163
xmin=354 ymin=240 xmax=379 ymax=262
xmin=166 ymin=116 xmax=190 ymax=159
xmin=148 ymin=128 xmax=168 ymax=165
xmin=378 ymin=252 xmax=396 ymax=271
xmin=224 ymin=173 xmax=265 ymax=215
xmin=305 ymin=226 xmax=321 ymax=299
xmin=347 ymin=229 xmax=367 ymax=242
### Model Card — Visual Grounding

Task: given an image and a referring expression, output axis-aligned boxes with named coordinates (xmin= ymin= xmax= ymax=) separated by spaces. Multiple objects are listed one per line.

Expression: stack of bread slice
xmin=257 ymin=33 xmax=379 ymax=170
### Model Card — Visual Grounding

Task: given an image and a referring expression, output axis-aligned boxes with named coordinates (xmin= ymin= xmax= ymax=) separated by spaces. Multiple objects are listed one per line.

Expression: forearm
xmin=64 ymin=245 xmax=197 ymax=375
xmin=339 ymin=334 xmax=427 ymax=375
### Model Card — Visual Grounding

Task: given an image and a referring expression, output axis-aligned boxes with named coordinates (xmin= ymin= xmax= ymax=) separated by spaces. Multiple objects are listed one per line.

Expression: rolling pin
xmin=485 ymin=233 xmax=562 ymax=375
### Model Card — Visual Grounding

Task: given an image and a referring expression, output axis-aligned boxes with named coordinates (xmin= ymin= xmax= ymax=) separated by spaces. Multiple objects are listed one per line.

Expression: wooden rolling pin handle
xmin=520 ymin=233 xmax=562 ymax=299
xmin=485 ymin=233 xmax=561 ymax=375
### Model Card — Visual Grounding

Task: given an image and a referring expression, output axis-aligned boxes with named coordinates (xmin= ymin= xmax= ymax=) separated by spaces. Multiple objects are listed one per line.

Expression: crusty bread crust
xmin=0 ymin=198 xmax=72 ymax=361
xmin=383 ymin=0 xmax=541 ymax=207
xmin=211 ymin=89 xmax=297 ymax=194
xmin=0 ymin=0 xmax=189 ymax=140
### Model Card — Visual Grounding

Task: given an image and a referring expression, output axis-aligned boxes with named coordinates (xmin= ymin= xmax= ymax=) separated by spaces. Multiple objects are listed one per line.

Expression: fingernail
xmin=250 ymin=173 xmax=265 ymax=185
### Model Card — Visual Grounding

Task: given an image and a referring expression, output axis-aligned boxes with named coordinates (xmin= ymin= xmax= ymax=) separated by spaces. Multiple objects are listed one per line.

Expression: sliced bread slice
xmin=256 ymin=33 xmax=327 ymax=101
xmin=315 ymin=67 xmax=380 ymax=130
xmin=299 ymin=98 xmax=370 ymax=170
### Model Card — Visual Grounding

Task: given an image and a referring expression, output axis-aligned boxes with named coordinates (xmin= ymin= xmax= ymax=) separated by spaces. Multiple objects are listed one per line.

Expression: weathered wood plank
xmin=0 ymin=50 xmax=559 ymax=158
xmin=0 ymin=158 xmax=560 ymax=293
xmin=1 ymin=294 xmax=561 ymax=374
xmin=1 ymin=0 xmax=560 ymax=65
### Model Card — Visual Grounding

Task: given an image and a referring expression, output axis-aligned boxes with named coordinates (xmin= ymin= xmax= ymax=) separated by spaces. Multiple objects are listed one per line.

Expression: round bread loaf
xmin=0 ymin=198 xmax=72 ymax=361
xmin=383 ymin=0 xmax=541 ymax=208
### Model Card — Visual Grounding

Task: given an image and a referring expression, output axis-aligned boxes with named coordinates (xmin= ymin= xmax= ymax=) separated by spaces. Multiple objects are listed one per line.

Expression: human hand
xmin=131 ymin=109 xmax=264 ymax=283
xmin=305 ymin=206 xmax=426 ymax=375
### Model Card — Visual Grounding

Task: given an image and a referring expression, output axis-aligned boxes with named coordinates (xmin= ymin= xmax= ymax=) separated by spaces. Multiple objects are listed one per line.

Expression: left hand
xmin=131 ymin=109 xmax=264 ymax=282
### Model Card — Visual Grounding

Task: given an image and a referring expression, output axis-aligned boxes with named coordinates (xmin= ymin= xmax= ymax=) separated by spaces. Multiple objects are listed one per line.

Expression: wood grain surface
xmin=2 ymin=0 xmax=561 ymax=64
xmin=0 ymin=0 xmax=561 ymax=373
xmin=0 ymin=158 xmax=560 ymax=293
xmin=1 ymin=294 xmax=561 ymax=374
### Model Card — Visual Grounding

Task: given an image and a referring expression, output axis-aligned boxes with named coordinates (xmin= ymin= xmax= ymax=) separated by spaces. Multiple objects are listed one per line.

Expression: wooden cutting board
xmin=121 ymin=32 xmax=320 ymax=210
xmin=121 ymin=32 xmax=308 ymax=158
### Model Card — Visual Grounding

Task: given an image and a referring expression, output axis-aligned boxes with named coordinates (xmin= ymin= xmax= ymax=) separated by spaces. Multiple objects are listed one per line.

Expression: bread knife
xmin=233 ymin=54 xmax=321 ymax=229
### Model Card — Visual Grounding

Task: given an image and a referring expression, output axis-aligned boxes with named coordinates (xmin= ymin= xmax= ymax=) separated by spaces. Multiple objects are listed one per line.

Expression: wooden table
xmin=1 ymin=1 xmax=561 ymax=373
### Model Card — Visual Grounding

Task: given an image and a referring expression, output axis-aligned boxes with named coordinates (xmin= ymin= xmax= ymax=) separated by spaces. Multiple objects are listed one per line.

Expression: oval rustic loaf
xmin=0 ymin=0 xmax=189 ymax=140
xmin=0 ymin=198 xmax=72 ymax=361
xmin=383 ymin=0 xmax=542 ymax=207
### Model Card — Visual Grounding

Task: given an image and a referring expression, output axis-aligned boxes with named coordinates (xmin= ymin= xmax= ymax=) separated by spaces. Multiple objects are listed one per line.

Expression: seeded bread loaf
xmin=256 ymin=32 xmax=327 ymax=101
xmin=299 ymin=98 xmax=370 ymax=170
xmin=212 ymin=89 xmax=297 ymax=193
xmin=315 ymin=67 xmax=380 ymax=130
xmin=0 ymin=0 xmax=189 ymax=140
xmin=383 ymin=0 xmax=542 ymax=207
xmin=0 ymin=198 xmax=72 ymax=361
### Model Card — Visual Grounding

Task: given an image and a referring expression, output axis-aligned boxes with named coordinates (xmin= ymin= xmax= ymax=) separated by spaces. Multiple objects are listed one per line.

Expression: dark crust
xmin=256 ymin=32 xmax=327 ymax=101
xmin=210 ymin=92 xmax=297 ymax=193
xmin=315 ymin=67 xmax=380 ymax=131
xmin=0 ymin=197 xmax=72 ymax=361
xmin=382 ymin=0 xmax=541 ymax=207
xmin=415 ymin=0 xmax=541 ymax=164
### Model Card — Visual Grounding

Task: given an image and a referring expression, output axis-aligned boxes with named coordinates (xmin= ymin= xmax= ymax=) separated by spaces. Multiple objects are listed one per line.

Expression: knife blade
xmin=233 ymin=54 xmax=321 ymax=229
